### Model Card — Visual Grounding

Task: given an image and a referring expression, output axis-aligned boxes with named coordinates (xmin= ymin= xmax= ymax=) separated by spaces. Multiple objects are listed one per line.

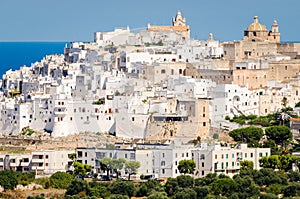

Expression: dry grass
xmin=1 ymin=188 xmax=65 ymax=199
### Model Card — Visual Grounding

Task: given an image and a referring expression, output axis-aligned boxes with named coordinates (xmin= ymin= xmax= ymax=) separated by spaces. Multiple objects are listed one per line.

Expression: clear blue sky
xmin=1 ymin=0 xmax=299 ymax=42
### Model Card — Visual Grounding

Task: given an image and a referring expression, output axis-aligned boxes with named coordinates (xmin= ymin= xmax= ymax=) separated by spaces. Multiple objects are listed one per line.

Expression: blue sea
xmin=0 ymin=42 xmax=68 ymax=78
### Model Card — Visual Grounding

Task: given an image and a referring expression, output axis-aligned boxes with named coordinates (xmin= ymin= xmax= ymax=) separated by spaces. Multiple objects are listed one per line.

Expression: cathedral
xmin=146 ymin=10 xmax=190 ymax=42
xmin=243 ymin=16 xmax=280 ymax=43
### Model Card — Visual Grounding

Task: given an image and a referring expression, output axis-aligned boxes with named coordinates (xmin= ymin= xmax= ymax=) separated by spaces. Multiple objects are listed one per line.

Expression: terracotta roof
xmin=148 ymin=25 xmax=189 ymax=32
xmin=291 ymin=118 xmax=300 ymax=121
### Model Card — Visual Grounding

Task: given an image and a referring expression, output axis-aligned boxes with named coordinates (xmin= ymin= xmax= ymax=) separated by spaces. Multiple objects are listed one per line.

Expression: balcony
xmin=21 ymin=161 xmax=30 ymax=167
xmin=32 ymin=159 xmax=44 ymax=163
xmin=32 ymin=163 xmax=44 ymax=170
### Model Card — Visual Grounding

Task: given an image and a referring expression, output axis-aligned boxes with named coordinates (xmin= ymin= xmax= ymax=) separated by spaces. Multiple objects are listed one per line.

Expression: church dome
xmin=247 ymin=16 xmax=267 ymax=31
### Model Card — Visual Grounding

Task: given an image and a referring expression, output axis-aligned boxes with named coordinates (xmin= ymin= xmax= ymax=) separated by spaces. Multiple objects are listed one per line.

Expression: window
xmin=161 ymin=161 xmax=165 ymax=166
xmin=232 ymin=154 xmax=234 ymax=158
xmin=132 ymin=117 xmax=135 ymax=122
xmin=161 ymin=69 xmax=166 ymax=74
xmin=202 ymin=170 xmax=204 ymax=176
xmin=203 ymin=122 xmax=206 ymax=126
xmin=259 ymin=153 xmax=263 ymax=157
xmin=85 ymin=152 xmax=87 ymax=157
xmin=221 ymin=154 xmax=224 ymax=159
xmin=162 ymin=153 xmax=165 ymax=158
xmin=162 ymin=169 xmax=165 ymax=174
xmin=202 ymin=162 xmax=204 ymax=167
xmin=125 ymin=154 xmax=128 ymax=158
xmin=215 ymin=154 xmax=217 ymax=159
xmin=200 ymin=154 xmax=205 ymax=160
xmin=45 ymin=163 xmax=48 ymax=166
xmin=232 ymin=162 xmax=235 ymax=167
xmin=45 ymin=155 xmax=48 ymax=159
xmin=226 ymin=154 xmax=228 ymax=159
xmin=110 ymin=153 xmax=112 ymax=158
xmin=130 ymin=153 xmax=135 ymax=159
xmin=245 ymin=153 xmax=247 ymax=158
xmin=175 ymin=161 xmax=177 ymax=165
xmin=186 ymin=153 xmax=189 ymax=157
xmin=251 ymin=153 xmax=253 ymax=158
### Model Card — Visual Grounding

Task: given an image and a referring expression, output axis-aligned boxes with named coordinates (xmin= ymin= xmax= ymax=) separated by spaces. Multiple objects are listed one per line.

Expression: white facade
xmin=0 ymin=150 xmax=74 ymax=174
xmin=192 ymin=143 xmax=270 ymax=178
xmin=77 ymin=142 xmax=270 ymax=179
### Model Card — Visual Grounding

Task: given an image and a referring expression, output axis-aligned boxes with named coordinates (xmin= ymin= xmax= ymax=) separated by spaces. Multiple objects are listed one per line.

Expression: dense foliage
xmin=0 ymin=170 xmax=18 ymax=190
xmin=177 ymin=159 xmax=196 ymax=174
xmin=49 ymin=171 xmax=74 ymax=189
xmin=62 ymin=168 xmax=300 ymax=198
xmin=229 ymin=126 xmax=263 ymax=147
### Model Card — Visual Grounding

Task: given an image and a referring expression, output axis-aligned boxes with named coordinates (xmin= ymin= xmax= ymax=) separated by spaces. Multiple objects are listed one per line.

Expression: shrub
xmin=50 ymin=172 xmax=74 ymax=189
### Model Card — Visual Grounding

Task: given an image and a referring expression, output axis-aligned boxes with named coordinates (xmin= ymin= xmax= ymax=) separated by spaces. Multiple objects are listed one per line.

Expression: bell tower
xmin=172 ymin=10 xmax=186 ymax=27
xmin=269 ymin=20 xmax=280 ymax=43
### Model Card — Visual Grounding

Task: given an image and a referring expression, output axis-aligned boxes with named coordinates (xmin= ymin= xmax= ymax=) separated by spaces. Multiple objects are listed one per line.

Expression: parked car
xmin=97 ymin=174 xmax=112 ymax=181
xmin=119 ymin=176 xmax=127 ymax=181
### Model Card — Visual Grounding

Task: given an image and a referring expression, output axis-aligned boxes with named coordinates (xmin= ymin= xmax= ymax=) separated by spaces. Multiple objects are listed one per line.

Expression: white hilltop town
xmin=0 ymin=10 xmax=300 ymax=178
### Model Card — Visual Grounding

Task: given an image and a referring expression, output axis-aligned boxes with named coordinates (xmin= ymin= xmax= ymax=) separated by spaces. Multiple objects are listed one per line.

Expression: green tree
xmin=177 ymin=159 xmax=196 ymax=175
xmin=283 ymin=182 xmax=300 ymax=197
xmin=240 ymin=160 xmax=254 ymax=170
xmin=100 ymin=158 xmax=113 ymax=178
xmin=260 ymin=193 xmax=278 ymax=199
xmin=252 ymin=168 xmax=288 ymax=186
xmin=176 ymin=175 xmax=194 ymax=188
xmin=110 ymin=158 xmax=126 ymax=179
xmin=110 ymin=195 xmax=129 ymax=199
xmin=173 ymin=188 xmax=197 ymax=199
xmin=291 ymin=138 xmax=300 ymax=152
xmin=278 ymin=154 xmax=299 ymax=171
xmin=194 ymin=186 xmax=209 ymax=199
xmin=165 ymin=178 xmax=179 ymax=197
xmin=210 ymin=178 xmax=237 ymax=197
xmin=68 ymin=153 xmax=76 ymax=162
xmin=73 ymin=162 xmax=92 ymax=176
xmin=147 ymin=191 xmax=169 ymax=199
xmin=16 ymin=171 xmax=36 ymax=186
xmin=65 ymin=179 xmax=90 ymax=196
xmin=259 ymin=155 xmax=280 ymax=170
xmin=233 ymin=175 xmax=260 ymax=198
xmin=195 ymin=173 xmax=218 ymax=186
xmin=228 ymin=126 xmax=263 ymax=147
xmin=265 ymin=126 xmax=292 ymax=148
xmin=0 ymin=170 xmax=18 ymax=190
xmin=50 ymin=171 xmax=74 ymax=189
xmin=266 ymin=183 xmax=285 ymax=195
xmin=125 ymin=161 xmax=140 ymax=180
xmin=109 ymin=180 xmax=136 ymax=198
xmin=288 ymin=171 xmax=300 ymax=182
xmin=88 ymin=182 xmax=110 ymax=198
xmin=136 ymin=180 xmax=162 ymax=197
xmin=263 ymin=139 xmax=279 ymax=155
